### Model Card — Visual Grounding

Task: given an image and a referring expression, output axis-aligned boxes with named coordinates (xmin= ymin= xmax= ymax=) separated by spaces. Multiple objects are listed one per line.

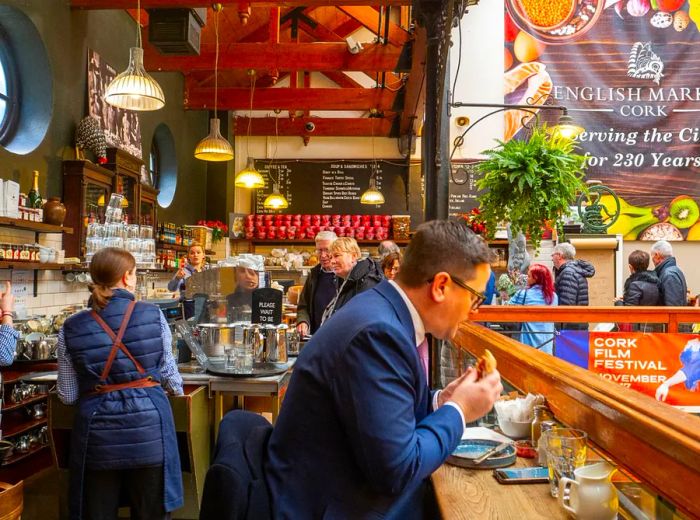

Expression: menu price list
xmin=253 ymin=159 xmax=407 ymax=215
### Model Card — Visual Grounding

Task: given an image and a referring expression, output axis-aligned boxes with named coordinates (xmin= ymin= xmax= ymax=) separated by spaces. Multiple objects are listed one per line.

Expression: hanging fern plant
xmin=476 ymin=126 xmax=588 ymax=246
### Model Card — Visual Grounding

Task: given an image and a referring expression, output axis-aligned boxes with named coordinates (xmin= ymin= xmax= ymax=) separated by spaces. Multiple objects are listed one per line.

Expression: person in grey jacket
xmin=296 ymin=231 xmax=337 ymax=336
xmin=552 ymin=242 xmax=595 ymax=330
xmin=651 ymin=240 xmax=688 ymax=307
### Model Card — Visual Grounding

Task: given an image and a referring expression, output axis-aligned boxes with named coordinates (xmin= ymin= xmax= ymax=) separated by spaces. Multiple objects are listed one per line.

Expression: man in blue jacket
xmin=266 ymin=220 xmax=503 ymax=519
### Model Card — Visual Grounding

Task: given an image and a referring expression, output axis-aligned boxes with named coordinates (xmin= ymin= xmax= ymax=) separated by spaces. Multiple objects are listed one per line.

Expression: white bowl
xmin=497 ymin=416 xmax=532 ymax=439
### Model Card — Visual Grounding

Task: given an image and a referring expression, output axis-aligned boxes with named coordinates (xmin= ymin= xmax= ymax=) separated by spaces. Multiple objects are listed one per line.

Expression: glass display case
xmin=62 ymin=160 xmax=115 ymax=258
xmin=104 ymin=147 xmax=143 ymax=226
xmin=140 ymin=184 xmax=158 ymax=228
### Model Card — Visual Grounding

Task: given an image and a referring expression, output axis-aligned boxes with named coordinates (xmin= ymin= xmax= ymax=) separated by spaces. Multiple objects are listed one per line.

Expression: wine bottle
xmin=28 ymin=170 xmax=43 ymax=208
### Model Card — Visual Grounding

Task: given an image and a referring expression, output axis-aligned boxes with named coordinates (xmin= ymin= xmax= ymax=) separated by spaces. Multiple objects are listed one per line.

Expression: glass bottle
xmin=531 ymin=405 xmax=554 ymax=444
xmin=28 ymin=170 xmax=43 ymax=209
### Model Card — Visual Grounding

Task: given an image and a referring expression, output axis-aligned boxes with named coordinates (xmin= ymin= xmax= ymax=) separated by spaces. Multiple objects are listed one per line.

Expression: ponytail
xmin=88 ymin=247 xmax=136 ymax=311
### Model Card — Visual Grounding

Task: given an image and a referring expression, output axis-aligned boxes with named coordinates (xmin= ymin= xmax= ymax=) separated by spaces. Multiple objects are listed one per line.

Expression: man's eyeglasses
xmin=428 ymin=273 xmax=486 ymax=310
xmin=315 ymin=248 xmax=330 ymax=255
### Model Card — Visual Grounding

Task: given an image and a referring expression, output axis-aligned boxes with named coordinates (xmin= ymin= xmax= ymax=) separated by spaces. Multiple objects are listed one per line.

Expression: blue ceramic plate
xmin=447 ymin=439 xmax=517 ymax=469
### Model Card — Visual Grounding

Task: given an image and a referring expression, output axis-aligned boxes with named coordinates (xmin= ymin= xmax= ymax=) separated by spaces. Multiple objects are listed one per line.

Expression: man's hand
xmin=441 ymin=367 xmax=503 ymax=423
xmin=296 ymin=322 xmax=310 ymax=336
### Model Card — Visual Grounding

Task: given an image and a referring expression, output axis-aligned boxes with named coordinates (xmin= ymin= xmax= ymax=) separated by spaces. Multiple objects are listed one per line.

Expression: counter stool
xmin=0 ymin=480 xmax=23 ymax=520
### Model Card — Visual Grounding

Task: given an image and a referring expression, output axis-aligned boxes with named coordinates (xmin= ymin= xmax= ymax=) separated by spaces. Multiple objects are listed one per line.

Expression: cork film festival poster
xmin=504 ymin=0 xmax=700 ymax=240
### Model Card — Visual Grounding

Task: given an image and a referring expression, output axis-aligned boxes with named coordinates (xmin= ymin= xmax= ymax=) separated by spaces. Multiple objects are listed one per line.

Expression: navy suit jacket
xmin=265 ymin=281 xmax=464 ymax=519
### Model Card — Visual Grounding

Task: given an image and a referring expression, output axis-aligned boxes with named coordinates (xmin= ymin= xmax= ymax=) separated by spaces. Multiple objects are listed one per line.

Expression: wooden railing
xmin=451 ymin=322 xmax=700 ymax=519
xmin=468 ymin=305 xmax=700 ymax=332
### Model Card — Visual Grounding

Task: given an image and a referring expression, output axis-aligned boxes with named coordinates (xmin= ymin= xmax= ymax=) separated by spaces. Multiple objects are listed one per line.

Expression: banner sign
xmin=556 ymin=331 xmax=700 ymax=410
xmin=505 ymin=0 xmax=700 ymax=240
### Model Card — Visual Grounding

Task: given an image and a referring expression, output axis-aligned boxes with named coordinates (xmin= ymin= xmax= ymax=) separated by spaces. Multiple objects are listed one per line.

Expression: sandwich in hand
xmin=476 ymin=349 xmax=497 ymax=379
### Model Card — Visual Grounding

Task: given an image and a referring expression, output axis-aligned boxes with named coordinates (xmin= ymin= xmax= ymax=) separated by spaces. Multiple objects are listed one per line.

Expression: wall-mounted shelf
xmin=3 ymin=416 xmax=47 ymax=438
xmin=0 ymin=216 xmax=73 ymax=235
xmin=2 ymin=393 xmax=48 ymax=413
xmin=2 ymin=444 xmax=49 ymax=467
xmin=157 ymin=242 xmax=216 ymax=256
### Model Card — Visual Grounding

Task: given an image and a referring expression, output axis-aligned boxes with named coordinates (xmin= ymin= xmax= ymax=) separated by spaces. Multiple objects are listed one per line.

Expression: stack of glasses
xmin=85 ymin=194 xmax=157 ymax=266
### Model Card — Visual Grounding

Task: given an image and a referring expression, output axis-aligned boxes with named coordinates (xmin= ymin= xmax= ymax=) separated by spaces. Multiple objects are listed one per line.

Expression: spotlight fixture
xmin=104 ymin=0 xmax=165 ymax=111
xmin=346 ymin=36 xmax=363 ymax=54
xmin=234 ymin=70 xmax=266 ymax=189
xmin=263 ymin=112 xmax=289 ymax=210
xmin=360 ymin=118 xmax=385 ymax=205
xmin=194 ymin=4 xmax=233 ymax=161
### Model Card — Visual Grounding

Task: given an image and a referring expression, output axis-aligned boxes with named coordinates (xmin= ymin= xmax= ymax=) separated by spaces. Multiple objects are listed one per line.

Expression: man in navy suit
xmin=266 ymin=220 xmax=503 ymax=519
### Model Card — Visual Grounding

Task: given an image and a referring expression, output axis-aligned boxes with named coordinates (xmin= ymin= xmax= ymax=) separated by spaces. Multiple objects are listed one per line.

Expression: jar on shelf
xmin=531 ymin=405 xmax=555 ymax=444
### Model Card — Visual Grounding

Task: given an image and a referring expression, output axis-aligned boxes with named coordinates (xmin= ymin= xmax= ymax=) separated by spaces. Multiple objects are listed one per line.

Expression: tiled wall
xmin=0 ymin=228 xmax=173 ymax=317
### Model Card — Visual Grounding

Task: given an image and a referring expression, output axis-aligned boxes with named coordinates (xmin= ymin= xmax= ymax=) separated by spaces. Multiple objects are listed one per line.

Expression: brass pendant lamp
xmin=104 ymin=0 xmax=165 ymax=111
xmin=263 ymin=112 xmax=289 ymax=209
xmin=234 ymin=70 xmax=265 ymax=188
xmin=360 ymin=117 xmax=385 ymax=205
xmin=194 ymin=4 xmax=234 ymax=161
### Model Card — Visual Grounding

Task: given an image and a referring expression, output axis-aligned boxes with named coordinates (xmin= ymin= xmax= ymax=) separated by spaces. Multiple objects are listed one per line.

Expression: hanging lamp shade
xmin=235 ymin=157 xmax=265 ymax=189
xmin=360 ymin=177 xmax=385 ymax=205
xmin=263 ymin=184 xmax=289 ymax=210
xmin=549 ymin=113 xmax=584 ymax=140
xmin=195 ymin=118 xmax=234 ymax=161
xmin=104 ymin=47 xmax=165 ymax=111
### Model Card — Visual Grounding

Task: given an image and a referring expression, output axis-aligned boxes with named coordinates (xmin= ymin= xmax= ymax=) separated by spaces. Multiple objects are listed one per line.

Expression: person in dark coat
xmin=265 ymin=220 xmax=503 ymax=519
xmin=615 ymin=250 xmax=661 ymax=332
xmin=651 ymin=240 xmax=688 ymax=306
xmin=57 ymin=248 xmax=184 ymax=520
xmin=552 ymin=242 xmax=595 ymax=330
xmin=296 ymin=231 xmax=337 ymax=336
xmin=320 ymin=237 xmax=385 ymax=324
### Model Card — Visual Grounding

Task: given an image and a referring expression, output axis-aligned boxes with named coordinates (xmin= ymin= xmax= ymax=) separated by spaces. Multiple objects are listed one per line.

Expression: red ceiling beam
xmin=337 ymin=5 xmax=410 ymax=46
xmin=234 ymin=116 xmax=396 ymax=137
xmin=144 ymin=42 xmax=406 ymax=72
xmin=185 ymin=86 xmax=398 ymax=111
xmin=72 ymin=1 xmax=410 ymax=8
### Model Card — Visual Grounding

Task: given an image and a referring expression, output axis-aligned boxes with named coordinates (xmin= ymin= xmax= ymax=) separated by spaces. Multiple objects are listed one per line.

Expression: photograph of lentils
xmin=508 ymin=0 xmax=604 ymax=44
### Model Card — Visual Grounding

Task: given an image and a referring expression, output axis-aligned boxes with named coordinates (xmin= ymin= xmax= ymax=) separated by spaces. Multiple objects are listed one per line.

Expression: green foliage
xmin=476 ymin=126 xmax=588 ymax=246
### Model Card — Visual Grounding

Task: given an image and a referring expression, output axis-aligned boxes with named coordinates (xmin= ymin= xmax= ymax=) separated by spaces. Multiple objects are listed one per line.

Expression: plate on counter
xmin=447 ymin=439 xmax=516 ymax=469
xmin=206 ymin=360 xmax=292 ymax=378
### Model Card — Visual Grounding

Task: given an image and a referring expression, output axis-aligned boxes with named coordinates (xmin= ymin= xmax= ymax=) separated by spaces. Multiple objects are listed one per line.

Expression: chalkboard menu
xmin=448 ymin=161 xmax=484 ymax=217
xmin=253 ymin=159 xmax=409 ymax=215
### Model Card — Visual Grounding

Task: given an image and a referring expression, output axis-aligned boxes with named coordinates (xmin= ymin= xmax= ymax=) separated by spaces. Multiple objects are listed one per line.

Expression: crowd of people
xmin=0 ymin=223 xmax=697 ymax=518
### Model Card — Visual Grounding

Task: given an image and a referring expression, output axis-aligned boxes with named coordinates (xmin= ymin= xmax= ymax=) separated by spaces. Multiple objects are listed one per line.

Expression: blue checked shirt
xmin=57 ymin=312 xmax=183 ymax=405
xmin=0 ymin=325 xmax=20 ymax=366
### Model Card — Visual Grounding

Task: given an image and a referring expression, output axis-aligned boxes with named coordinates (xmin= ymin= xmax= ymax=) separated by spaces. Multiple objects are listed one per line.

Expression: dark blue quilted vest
xmin=63 ymin=289 xmax=165 ymax=469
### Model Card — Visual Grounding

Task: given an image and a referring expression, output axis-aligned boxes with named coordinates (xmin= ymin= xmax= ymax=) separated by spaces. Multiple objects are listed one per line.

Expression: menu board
xmin=448 ymin=161 xmax=484 ymax=217
xmin=253 ymin=159 xmax=409 ymax=215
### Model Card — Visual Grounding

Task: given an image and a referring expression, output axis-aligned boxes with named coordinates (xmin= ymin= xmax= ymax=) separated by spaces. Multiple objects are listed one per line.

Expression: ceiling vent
xmin=147 ymin=8 xmax=207 ymax=55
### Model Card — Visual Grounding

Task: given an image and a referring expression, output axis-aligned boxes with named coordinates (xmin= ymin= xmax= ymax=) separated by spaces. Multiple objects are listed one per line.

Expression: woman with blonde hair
xmin=321 ymin=237 xmax=384 ymax=324
xmin=57 ymin=248 xmax=183 ymax=519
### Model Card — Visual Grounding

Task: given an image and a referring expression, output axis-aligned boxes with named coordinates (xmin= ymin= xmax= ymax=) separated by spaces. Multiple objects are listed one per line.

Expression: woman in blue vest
xmin=56 ymin=247 xmax=184 ymax=520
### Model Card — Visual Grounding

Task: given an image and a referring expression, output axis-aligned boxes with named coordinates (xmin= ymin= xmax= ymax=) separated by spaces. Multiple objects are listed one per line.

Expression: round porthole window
xmin=0 ymin=6 xmax=53 ymax=155
xmin=151 ymin=123 xmax=177 ymax=208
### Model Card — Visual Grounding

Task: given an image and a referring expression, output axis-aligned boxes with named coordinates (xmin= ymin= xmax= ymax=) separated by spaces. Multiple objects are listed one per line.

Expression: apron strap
xmin=91 ymin=300 xmax=143 ymax=380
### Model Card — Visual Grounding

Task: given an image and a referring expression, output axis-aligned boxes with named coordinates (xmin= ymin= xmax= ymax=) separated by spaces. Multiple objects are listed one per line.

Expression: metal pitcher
xmin=196 ymin=323 xmax=238 ymax=358
xmin=258 ymin=324 xmax=288 ymax=364
xmin=241 ymin=324 xmax=263 ymax=362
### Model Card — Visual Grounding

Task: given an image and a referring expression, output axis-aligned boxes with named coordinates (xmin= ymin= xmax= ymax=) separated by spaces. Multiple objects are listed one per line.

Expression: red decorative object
xmin=198 ymin=219 xmax=228 ymax=243
xmin=460 ymin=208 xmax=487 ymax=235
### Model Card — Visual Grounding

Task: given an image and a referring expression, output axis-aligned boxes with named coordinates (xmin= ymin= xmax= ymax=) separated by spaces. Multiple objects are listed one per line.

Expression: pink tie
xmin=417 ymin=338 xmax=429 ymax=379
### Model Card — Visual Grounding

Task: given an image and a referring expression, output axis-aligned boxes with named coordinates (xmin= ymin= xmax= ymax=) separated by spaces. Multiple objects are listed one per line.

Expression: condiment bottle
xmin=531 ymin=405 xmax=554 ymax=444
xmin=538 ymin=420 xmax=557 ymax=465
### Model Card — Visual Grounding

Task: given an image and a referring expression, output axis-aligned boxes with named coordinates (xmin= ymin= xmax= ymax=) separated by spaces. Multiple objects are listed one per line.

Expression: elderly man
xmin=552 ymin=242 xmax=595 ymax=330
xmin=651 ymin=240 xmax=687 ymax=307
xmin=296 ymin=230 xmax=337 ymax=336
xmin=378 ymin=239 xmax=400 ymax=258
xmin=267 ymin=220 xmax=503 ymax=519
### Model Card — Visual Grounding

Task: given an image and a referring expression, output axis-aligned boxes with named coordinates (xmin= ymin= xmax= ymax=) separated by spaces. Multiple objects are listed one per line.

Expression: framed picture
xmin=87 ymin=48 xmax=143 ymax=159
xmin=229 ymin=213 xmax=246 ymax=239
xmin=140 ymin=164 xmax=153 ymax=187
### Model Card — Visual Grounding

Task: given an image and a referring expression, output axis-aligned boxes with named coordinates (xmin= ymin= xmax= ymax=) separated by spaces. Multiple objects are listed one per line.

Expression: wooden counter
xmin=432 ymin=459 xmax=566 ymax=520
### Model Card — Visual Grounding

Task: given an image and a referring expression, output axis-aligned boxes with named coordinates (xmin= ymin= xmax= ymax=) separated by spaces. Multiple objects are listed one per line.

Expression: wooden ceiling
xmin=71 ymin=1 xmax=425 ymax=141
